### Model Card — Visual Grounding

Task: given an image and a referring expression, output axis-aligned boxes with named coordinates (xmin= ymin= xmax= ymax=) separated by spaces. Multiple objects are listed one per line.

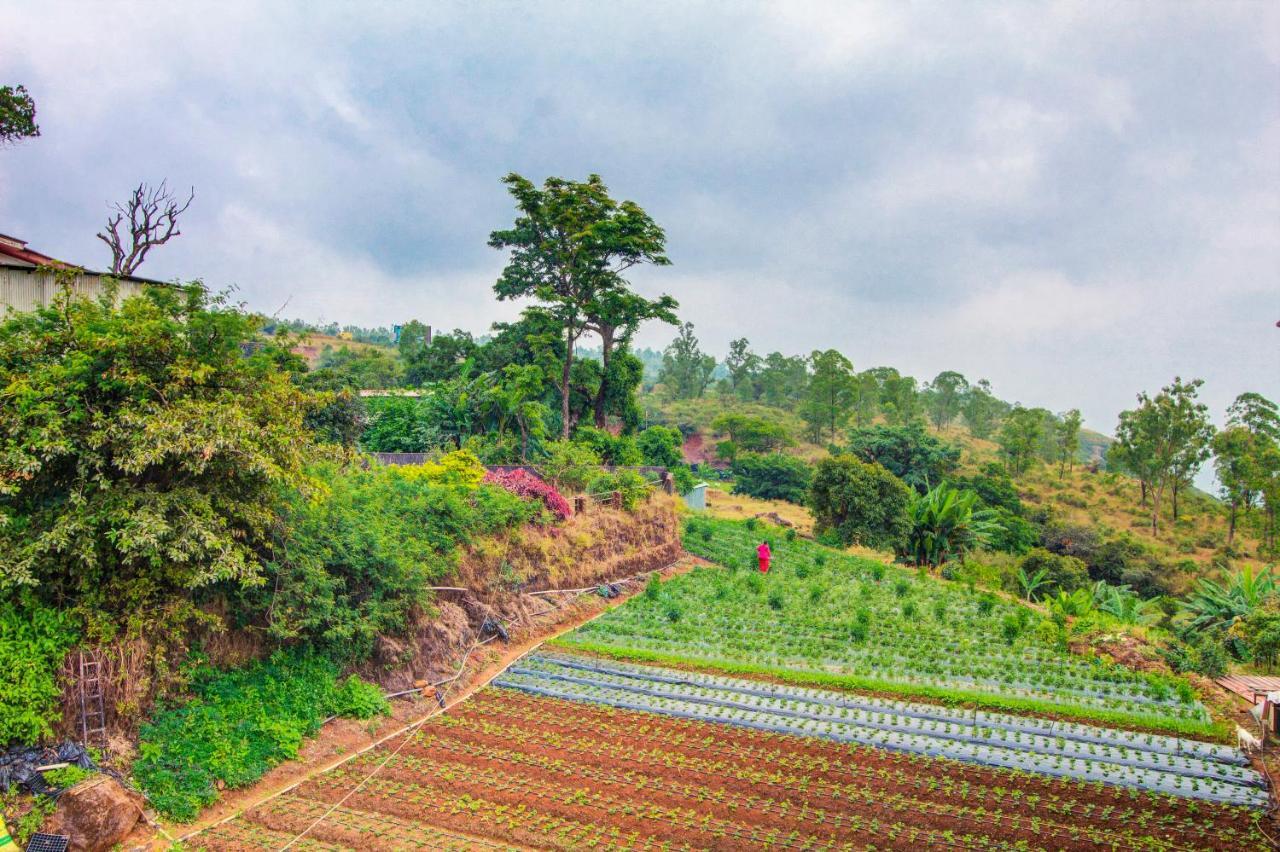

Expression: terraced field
xmin=560 ymin=517 xmax=1214 ymax=733
xmin=197 ymin=688 xmax=1268 ymax=850
xmin=192 ymin=518 xmax=1270 ymax=849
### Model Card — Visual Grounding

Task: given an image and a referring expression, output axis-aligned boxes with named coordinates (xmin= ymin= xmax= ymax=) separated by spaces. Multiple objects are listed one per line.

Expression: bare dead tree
xmin=96 ymin=181 xmax=194 ymax=276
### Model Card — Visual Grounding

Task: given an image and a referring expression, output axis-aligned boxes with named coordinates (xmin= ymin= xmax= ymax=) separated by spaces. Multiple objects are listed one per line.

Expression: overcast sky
xmin=1 ymin=1 xmax=1277 ymax=437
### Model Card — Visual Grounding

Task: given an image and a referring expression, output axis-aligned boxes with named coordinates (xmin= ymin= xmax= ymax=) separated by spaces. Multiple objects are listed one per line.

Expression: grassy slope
xmin=644 ymin=390 xmax=1271 ymax=583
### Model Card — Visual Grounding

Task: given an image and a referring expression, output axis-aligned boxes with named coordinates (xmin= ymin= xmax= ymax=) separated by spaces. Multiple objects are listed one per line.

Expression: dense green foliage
xmin=238 ymin=453 xmax=536 ymax=662
xmin=731 ymin=453 xmax=813 ymax=504
xmin=635 ymin=425 xmax=684 ymax=468
xmin=0 ymin=84 xmax=39 ymax=145
xmin=133 ymin=652 xmax=388 ymax=821
xmin=808 ymin=455 xmax=912 ymax=549
xmin=846 ymin=424 xmax=960 ymax=493
xmin=0 ymin=282 xmax=316 ymax=628
xmin=0 ymin=598 xmax=77 ymax=743
xmin=903 ymin=484 xmax=997 ymax=567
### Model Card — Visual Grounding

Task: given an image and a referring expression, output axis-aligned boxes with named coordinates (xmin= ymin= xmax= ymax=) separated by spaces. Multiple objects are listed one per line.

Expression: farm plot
xmin=194 ymin=687 xmax=1269 ymax=850
xmin=555 ymin=517 xmax=1213 ymax=734
xmin=496 ymin=652 xmax=1267 ymax=807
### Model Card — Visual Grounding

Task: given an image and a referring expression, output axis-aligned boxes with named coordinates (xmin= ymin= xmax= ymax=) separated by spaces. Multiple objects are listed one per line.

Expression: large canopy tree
xmin=0 ymin=277 xmax=317 ymax=627
xmin=0 ymin=84 xmax=39 ymax=146
xmin=489 ymin=173 xmax=674 ymax=438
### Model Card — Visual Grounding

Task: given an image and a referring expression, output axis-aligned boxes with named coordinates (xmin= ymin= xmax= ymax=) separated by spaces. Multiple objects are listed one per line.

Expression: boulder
xmin=43 ymin=775 xmax=144 ymax=852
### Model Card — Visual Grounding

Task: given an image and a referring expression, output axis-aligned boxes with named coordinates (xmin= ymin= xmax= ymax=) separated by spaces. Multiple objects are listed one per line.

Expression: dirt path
xmin=127 ymin=554 xmax=704 ymax=850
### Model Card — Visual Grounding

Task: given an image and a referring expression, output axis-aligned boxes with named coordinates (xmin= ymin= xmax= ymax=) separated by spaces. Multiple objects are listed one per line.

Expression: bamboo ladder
xmin=77 ymin=649 xmax=107 ymax=746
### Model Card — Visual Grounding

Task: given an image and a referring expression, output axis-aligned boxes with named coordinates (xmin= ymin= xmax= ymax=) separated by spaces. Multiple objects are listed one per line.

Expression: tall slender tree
xmin=802 ymin=349 xmax=856 ymax=443
xmin=1055 ymin=409 xmax=1083 ymax=478
xmin=925 ymin=371 xmax=969 ymax=431
xmin=489 ymin=173 xmax=671 ymax=439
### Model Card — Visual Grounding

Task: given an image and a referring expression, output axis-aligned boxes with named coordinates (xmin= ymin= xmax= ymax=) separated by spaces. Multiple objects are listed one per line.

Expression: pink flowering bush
xmin=482 ymin=469 xmax=572 ymax=521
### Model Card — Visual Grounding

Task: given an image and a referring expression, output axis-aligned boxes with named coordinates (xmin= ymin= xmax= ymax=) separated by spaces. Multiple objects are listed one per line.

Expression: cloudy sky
xmin=1 ymin=1 xmax=1277 ymax=436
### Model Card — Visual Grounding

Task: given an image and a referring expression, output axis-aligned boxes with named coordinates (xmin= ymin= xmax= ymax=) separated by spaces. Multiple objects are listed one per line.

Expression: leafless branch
xmin=96 ymin=180 xmax=194 ymax=276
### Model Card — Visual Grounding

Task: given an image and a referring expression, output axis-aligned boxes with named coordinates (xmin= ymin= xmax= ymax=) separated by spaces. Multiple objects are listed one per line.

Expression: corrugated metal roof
xmin=1216 ymin=675 xmax=1280 ymax=702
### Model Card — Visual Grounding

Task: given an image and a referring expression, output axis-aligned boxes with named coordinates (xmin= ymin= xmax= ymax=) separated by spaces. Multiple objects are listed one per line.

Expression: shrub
xmin=731 ymin=453 xmax=813 ymax=504
xmin=133 ymin=652 xmax=388 ymax=821
xmin=587 ymin=470 xmax=649 ymax=511
xmin=484 ymin=468 xmax=572 ymax=520
xmin=809 ymin=456 xmax=912 ymax=550
xmin=0 ymin=597 xmax=78 ymax=744
xmin=636 ymin=425 xmax=684 ymax=468
xmin=573 ymin=426 xmax=643 ymax=465
xmin=1012 ymin=548 xmax=1089 ymax=598
xmin=539 ymin=440 xmax=602 ymax=492
xmin=767 ymin=591 xmax=784 ymax=611
xmin=246 ymin=461 xmax=537 ymax=664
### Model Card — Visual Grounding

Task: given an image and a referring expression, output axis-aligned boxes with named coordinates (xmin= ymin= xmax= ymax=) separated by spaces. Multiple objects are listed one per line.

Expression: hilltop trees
xmin=998 ymin=406 xmax=1046 ymax=475
xmin=1114 ymin=377 xmax=1214 ymax=535
xmin=801 ymin=349 xmax=856 ymax=442
xmin=1214 ymin=393 xmax=1280 ymax=550
xmin=724 ymin=338 xmax=762 ymax=400
xmin=1055 ymin=409 xmax=1083 ymax=478
xmin=847 ymin=424 xmax=960 ymax=493
xmin=659 ymin=322 xmax=716 ymax=398
xmin=924 ymin=371 xmax=969 ymax=431
xmin=962 ymin=379 xmax=1003 ymax=439
xmin=489 ymin=172 xmax=674 ymax=438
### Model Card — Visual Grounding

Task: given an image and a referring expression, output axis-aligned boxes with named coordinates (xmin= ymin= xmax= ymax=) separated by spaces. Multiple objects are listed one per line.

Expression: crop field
xmin=195 ymin=687 xmax=1268 ymax=850
xmin=556 ymin=517 xmax=1213 ymax=734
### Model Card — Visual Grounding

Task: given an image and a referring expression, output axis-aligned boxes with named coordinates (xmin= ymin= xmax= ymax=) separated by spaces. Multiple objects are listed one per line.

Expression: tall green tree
xmin=1214 ymin=425 xmax=1262 ymax=547
xmin=489 ymin=173 xmax=671 ymax=439
xmin=850 ymin=370 xmax=881 ymax=427
xmin=998 ymin=405 xmax=1045 ymax=475
xmin=1114 ymin=377 xmax=1214 ymax=535
xmin=724 ymin=338 xmax=761 ymax=400
xmin=658 ymin=322 xmax=716 ymax=399
xmin=801 ymin=349 xmax=856 ymax=443
xmin=1055 ymin=408 xmax=1083 ymax=478
xmin=878 ymin=370 xmax=922 ymax=427
xmin=757 ymin=352 xmax=809 ymax=408
xmin=924 ymin=371 xmax=969 ymax=431
xmin=0 ymin=85 xmax=39 ymax=146
xmin=962 ymin=378 xmax=1003 ymax=439
xmin=584 ymin=286 xmax=678 ymax=428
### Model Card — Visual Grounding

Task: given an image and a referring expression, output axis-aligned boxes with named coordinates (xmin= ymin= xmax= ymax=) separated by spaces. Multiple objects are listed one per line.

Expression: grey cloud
xmin=0 ymin=0 xmax=1276 ymax=440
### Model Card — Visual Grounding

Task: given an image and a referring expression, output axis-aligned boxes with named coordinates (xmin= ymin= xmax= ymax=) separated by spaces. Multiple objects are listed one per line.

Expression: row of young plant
xmin=323 ymin=738 xmax=1062 ymax=850
xmin=556 ymin=517 xmax=1211 ymax=733
xmin=529 ymin=652 xmax=1244 ymax=763
xmin=452 ymin=689 xmax=1268 ymax=849
xmin=495 ymin=658 xmax=1266 ymax=807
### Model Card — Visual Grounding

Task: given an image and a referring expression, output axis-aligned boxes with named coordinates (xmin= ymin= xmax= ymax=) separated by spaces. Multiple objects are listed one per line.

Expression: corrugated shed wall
xmin=0 ymin=268 xmax=151 ymax=313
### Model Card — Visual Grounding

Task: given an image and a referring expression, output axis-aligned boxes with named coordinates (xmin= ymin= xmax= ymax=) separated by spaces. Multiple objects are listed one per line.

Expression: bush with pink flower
xmin=482 ymin=468 xmax=572 ymax=521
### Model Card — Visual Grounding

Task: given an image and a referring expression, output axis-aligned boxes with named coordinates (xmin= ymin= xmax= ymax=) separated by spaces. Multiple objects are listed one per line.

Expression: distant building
xmin=0 ymin=233 xmax=171 ymax=314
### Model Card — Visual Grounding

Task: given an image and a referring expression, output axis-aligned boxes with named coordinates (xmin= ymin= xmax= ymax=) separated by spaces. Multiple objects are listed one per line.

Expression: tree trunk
xmin=519 ymin=418 xmax=529 ymax=462
xmin=560 ymin=324 xmax=574 ymax=440
xmin=1139 ymin=479 xmax=1147 ymax=506
xmin=1172 ymin=481 xmax=1180 ymax=521
xmin=1151 ymin=481 xmax=1165 ymax=536
xmin=592 ymin=328 xmax=614 ymax=429
xmin=1227 ymin=500 xmax=1237 ymax=547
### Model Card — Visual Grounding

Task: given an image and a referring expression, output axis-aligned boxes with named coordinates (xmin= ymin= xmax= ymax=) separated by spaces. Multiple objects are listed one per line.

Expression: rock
xmin=43 ymin=775 xmax=144 ymax=852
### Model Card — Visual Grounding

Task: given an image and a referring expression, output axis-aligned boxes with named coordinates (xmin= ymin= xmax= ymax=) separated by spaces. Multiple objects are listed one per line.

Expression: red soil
xmin=192 ymin=689 xmax=1266 ymax=851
